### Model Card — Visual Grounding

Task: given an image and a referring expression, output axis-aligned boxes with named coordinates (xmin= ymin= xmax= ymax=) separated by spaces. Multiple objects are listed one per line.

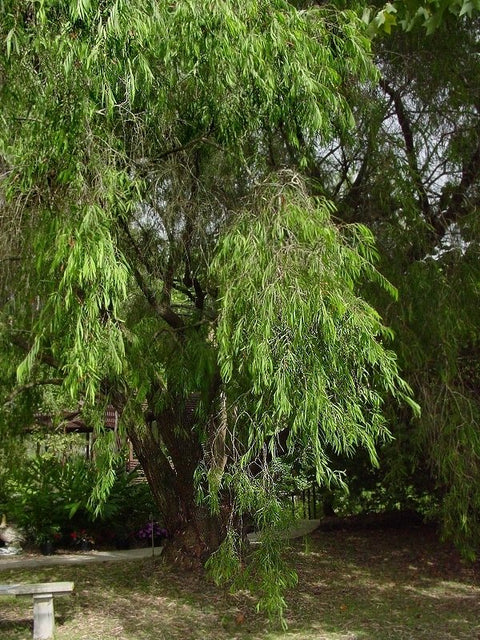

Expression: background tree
xmin=371 ymin=15 xmax=480 ymax=558
xmin=294 ymin=5 xmax=480 ymax=556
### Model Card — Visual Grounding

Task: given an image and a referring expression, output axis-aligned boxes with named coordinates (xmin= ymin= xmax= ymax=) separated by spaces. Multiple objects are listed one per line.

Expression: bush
xmin=4 ymin=456 xmax=95 ymax=544
xmin=93 ymin=470 xmax=160 ymax=548
xmin=3 ymin=442 xmax=161 ymax=549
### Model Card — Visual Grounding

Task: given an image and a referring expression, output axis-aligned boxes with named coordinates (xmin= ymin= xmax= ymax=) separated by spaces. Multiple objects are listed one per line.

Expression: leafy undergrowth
xmin=1 ymin=525 xmax=479 ymax=639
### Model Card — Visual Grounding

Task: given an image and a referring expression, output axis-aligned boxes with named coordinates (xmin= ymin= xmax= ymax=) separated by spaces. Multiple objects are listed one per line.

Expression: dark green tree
xmin=297 ymin=7 xmax=480 ymax=556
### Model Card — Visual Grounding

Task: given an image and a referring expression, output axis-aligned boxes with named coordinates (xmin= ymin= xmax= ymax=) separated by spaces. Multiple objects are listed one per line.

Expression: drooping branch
xmin=7 ymin=333 xmax=59 ymax=370
xmin=205 ymin=391 xmax=229 ymax=479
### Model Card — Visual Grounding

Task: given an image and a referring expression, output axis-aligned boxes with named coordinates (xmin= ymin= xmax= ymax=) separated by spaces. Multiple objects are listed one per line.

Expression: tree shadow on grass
xmin=1 ymin=526 xmax=479 ymax=639
xmin=0 ymin=618 xmax=33 ymax=640
xmin=282 ymin=526 xmax=480 ymax=639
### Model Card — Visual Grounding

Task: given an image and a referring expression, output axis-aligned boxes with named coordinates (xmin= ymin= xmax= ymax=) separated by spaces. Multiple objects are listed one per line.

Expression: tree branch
xmin=3 ymin=378 xmax=63 ymax=407
xmin=181 ymin=151 xmax=206 ymax=312
xmin=380 ymin=79 xmax=433 ymax=229
xmin=119 ymin=219 xmax=185 ymax=331
xmin=7 ymin=333 xmax=59 ymax=370
xmin=135 ymin=136 xmax=227 ymax=168
xmin=441 ymin=128 xmax=480 ymax=230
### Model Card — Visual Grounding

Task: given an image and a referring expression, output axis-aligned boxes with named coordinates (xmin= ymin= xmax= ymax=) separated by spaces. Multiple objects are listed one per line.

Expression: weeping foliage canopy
xmin=214 ymin=178 xmax=416 ymax=474
xmin=0 ymin=5 xmax=405 ymax=452
xmin=6 ymin=0 xmax=475 ymax=622
xmin=1 ymin=0 xmax=376 ymax=401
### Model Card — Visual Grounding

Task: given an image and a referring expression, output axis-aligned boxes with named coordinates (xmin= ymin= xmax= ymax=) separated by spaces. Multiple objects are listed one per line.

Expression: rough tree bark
xmin=127 ymin=391 xmax=227 ymax=566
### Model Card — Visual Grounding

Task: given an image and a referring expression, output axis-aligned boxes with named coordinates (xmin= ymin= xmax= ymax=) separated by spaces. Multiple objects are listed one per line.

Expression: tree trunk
xmin=127 ymin=392 xmax=227 ymax=566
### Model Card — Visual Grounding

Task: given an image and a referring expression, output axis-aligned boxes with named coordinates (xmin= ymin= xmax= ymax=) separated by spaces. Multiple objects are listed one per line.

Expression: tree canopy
xmin=1 ymin=0 xmax=479 ymax=621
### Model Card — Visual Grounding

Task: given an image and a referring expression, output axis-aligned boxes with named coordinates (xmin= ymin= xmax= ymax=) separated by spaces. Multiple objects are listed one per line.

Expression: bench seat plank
xmin=0 ymin=582 xmax=74 ymax=596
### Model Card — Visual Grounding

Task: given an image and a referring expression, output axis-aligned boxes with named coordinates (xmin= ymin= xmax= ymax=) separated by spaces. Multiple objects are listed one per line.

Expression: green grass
xmin=1 ymin=526 xmax=479 ymax=639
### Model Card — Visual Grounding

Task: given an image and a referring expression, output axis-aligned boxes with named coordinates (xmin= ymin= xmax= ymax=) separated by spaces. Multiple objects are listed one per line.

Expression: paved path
xmin=0 ymin=519 xmax=321 ymax=571
xmin=0 ymin=547 xmax=163 ymax=572
xmin=247 ymin=519 xmax=321 ymax=543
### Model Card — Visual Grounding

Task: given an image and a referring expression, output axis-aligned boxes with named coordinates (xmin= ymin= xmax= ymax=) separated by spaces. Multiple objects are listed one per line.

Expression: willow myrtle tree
xmin=1 ymin=0 xmax=416 ymax=615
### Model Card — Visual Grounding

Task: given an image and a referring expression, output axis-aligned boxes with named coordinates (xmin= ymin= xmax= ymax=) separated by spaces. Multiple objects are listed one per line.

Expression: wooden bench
xmin=0 ymin=581 xmax=74 ymax=640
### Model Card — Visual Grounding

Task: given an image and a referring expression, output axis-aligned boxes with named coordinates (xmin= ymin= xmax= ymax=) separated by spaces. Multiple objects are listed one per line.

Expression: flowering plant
xmin=135 ymin=522 xmax=167 ymax=541
xmin=70 ymin=529 xmax=94 ymax=545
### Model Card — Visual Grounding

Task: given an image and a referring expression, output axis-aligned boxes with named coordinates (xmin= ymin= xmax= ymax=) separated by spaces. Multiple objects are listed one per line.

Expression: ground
xmin=0 ymin=524 xmax=479 ymax=639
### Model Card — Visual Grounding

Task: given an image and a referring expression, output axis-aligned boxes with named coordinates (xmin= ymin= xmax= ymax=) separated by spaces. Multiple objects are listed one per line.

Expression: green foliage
xmin=364 ymin=0 xmax=480 ymax=34
xmin=202 ymin=173 xmax=420 ymax=616
xmin=0 ymin=0 xmax=377 ymax=412
xmin=3 ymin=449 xmax=157 ymax=546
xmin=93 ymin=467 xmax=159 ymax=537
xmin=379 ymin=243 xmax=480 ymax=557
xmin=207 ymin=472 xmax=297 ymax=626
xmin=213 ymin=174 xmax=417 ymax=482
xmin=3 ymin=0 xmax=474 ymax=622
xmin=4 ymin=456 xmax=95 ymax=543
xmin=341 ymin=15 xmax=480 ymax=557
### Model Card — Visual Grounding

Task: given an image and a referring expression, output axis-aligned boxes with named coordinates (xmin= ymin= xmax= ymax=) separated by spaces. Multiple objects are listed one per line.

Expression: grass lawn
xmin=0 ymin=525 xmax=479 ymax=639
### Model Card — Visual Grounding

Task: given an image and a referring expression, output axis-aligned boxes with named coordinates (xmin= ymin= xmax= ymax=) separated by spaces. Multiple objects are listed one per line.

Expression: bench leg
xmin=32 ymin=593 xmax=55 ymax=640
